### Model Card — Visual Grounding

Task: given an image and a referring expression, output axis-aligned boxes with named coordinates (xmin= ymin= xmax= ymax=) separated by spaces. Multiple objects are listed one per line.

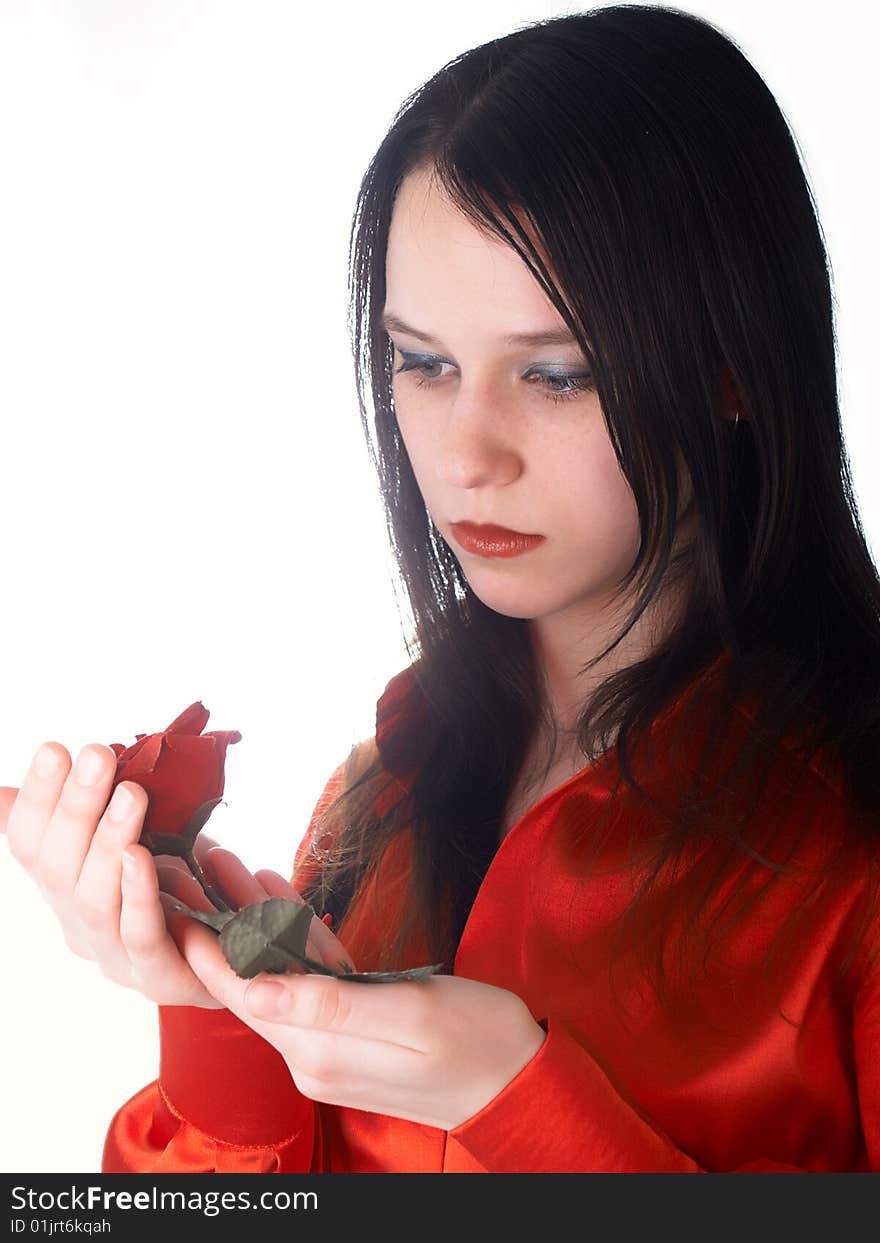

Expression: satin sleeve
xmin=446 ymin=954 xmax=880 ymax=1174
xmin=102 ymin=759 xmax=350 ymax=1174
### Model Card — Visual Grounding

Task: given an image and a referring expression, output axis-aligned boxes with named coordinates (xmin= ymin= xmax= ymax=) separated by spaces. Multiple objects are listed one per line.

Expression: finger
xmin=120 ymin=846 xmax=222 ymax=1008
xmin=176 ymin=900 xmax=427 ymax=1088
xmin=168 ymin=852 xmax=354 ymax=976
xmin=35 ymin=745 xmax=121 ymax=895
xmin=252 ymin=868 xmax=301 ymax=900
xmin=178 ymin=919 xmax=319 ymax=1043
xmin=242 ymin=972 xmax=431 ymax=1047
xmin=5 ymin=743 xmax=71 ymax=870
xmin=254 ymin=869 xmax=355 ymax=971
xmin=68 ymin=779 xmax=149 ymax=948
xmin=155 ymin=862 xmax=218 ymax=913
xmin=151 ymin=834 xmax=222 ymax=877
xmin=205 ymin=855 xmax=348 ymax=968
xmin=0 ymin=786 xmax=20 ymax=834
xmin=152 ymin=854 xmax=193 ymax=879
xmin=165 ymin=902 xmax=257 ymax=1008
xmin=240 ymin=1020 xmax=430 ymax=1120
xmin=202 ymin=847 xmax=269 ymax=908
xmin=192 ymin=833 xmax=222 ymax=867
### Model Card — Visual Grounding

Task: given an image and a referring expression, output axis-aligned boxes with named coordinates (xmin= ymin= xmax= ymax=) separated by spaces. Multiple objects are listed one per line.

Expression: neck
xmin=528 ymin=575 xmax=688 ymax=746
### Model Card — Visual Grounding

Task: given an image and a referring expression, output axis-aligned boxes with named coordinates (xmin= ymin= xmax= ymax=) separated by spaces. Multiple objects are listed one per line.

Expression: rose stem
xmin=183 ymin=848 xmax=233 ymax=912
xmin=264 ymin=941 xmax=339 ymax=976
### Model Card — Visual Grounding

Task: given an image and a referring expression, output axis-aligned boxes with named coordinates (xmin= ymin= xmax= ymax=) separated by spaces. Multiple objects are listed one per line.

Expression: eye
xmin=391 ymin=348 xmax=595 ymax=404
xmin=525 ymin=370 xmax=595 ymax=403
xmin=393 ymin=354 xmax=454 ymax=387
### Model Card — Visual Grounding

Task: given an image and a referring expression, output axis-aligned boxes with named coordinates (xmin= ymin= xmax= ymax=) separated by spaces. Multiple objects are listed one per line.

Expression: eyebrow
xmin=380 ymin=311 xmax=580 ymax=349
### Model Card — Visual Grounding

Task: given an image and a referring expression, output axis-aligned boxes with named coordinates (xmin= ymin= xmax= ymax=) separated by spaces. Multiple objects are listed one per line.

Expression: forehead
xmin=386 ymin=166 xmax=562 ymax=325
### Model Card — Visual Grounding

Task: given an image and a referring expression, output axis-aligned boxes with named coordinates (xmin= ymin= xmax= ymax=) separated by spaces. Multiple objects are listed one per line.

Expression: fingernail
xmin=32 ymin=744 xmax=62 ymax=779
xmin=245 ymin=979 xmax=288 ymax=1019
xmin=121 ymin=849 xmax=137 ymax=877
xmin=75 ymin=747 xmax=105 ymax=786
xmin=109 ymin=783 xmax=135 ymax=821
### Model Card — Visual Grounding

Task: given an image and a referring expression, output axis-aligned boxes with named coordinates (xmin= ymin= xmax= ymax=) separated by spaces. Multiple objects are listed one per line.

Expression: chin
xmin=462 ymin=577 xmax=554 ymax=621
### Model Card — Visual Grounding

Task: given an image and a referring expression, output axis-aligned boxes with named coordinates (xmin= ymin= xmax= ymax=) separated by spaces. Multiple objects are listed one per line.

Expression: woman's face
xmin=384 ymin=165 xmax=686 ymax=628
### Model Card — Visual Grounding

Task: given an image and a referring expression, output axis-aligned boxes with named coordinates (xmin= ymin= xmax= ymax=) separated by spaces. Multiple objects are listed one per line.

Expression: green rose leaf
xmin=168 ymin=897 xmax=445 ymax=983
xmin=175 ymin=907 xmax=236 ymax=934
xmin=218 ymin=898 xmax=315 ymax=978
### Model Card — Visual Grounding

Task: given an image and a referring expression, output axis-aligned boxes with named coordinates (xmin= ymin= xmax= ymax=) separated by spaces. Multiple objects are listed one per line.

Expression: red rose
xmin=109 ymin=700 xmax=242 ymax=858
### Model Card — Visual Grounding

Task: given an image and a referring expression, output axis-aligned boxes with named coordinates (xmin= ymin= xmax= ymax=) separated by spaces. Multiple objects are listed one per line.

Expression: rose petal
xmin=109 ymin=703 xmax=241 ymax=841
xmin=165 ymin=701 xmax=211 ymax=736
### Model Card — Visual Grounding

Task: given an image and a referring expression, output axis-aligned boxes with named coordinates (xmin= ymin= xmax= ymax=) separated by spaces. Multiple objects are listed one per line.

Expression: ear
xmin=720 ymin=365 xmax=747 ymax=422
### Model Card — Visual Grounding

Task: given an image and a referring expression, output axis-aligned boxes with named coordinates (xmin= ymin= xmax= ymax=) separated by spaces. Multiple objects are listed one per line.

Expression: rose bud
xmin=109 ymin=702 xmax=242 ymax=907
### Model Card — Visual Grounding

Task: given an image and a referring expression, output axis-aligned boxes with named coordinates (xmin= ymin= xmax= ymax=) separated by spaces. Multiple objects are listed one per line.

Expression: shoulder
xmin=374 ymin=660 xmax=428 ymax=788
xmin=346 ymin=734 xmax=380 ymax=782
xmin=310 ymin=735 xmax=378 ymax=811
xmin=309 ymin=662 xmax=422 ymax=817
xmin=375 ymin=661 xmax=424 ymax=735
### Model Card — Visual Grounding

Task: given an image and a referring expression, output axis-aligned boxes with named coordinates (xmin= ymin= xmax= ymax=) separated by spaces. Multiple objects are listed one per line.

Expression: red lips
xmin=449 ymin=522 xmax=545 ymax=559
xmin=454 ymin=522 xmax=533 ymax=539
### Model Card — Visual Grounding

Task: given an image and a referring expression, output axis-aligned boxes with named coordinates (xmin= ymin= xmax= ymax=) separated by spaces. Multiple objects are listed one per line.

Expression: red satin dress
xmin=102 ymin=660 xmax=880 ymax=1173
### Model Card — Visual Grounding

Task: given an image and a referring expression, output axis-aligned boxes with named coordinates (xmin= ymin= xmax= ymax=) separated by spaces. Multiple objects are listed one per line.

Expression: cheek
xmin=547 ymin=464 xmax=642 ymax=591
xmin=554 ymin=439 xmax=641 ymax=547
xmin=394 ymin=405 xmax=437 ymax=495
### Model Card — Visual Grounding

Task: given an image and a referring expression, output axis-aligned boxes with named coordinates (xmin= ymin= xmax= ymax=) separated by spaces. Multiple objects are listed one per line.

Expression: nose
xmin=434 ymin=383 xmax=523 ymax=491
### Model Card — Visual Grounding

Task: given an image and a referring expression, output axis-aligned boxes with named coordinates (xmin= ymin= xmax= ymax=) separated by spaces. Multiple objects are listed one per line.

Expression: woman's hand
xmin=0 ymin=741 xmax=350 ymax=1009
xmin=160 ymin=841 xmax=357 ymax=978
xmin=0 ymin=741 xmax=224 ymax=1007
xmin=165 ymin=898 xmax=548 ymax=1132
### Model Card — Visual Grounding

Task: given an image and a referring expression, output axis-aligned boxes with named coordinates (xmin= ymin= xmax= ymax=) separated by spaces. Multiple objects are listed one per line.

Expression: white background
xmin=0 ymin=0 xmax=875 ymax=1173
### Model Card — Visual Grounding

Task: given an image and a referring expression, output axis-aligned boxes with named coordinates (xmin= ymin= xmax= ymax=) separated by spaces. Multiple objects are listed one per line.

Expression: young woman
xmin=4 ymin=4 xmax=880 ymax=1172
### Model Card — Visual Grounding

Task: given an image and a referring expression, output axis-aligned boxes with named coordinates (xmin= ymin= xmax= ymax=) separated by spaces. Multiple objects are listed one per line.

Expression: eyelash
xmin=392 ymin=353 xmax=595 ymax=404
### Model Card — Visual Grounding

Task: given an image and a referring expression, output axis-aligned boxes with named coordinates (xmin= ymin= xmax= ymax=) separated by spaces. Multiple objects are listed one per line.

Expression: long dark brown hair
xmin=299 ymin=4 xmax=880 ymax=1012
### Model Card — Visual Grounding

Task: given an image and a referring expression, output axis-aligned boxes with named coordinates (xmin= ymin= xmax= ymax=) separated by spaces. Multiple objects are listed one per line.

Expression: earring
xmin=734 ymin=409 xmax=741 ymax=426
